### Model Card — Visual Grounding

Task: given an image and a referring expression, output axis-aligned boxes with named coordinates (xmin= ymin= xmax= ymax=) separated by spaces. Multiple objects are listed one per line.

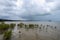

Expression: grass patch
xmin=0 ymin=22 xmax=9 ymax=34
xmin=3 ymin=30 xmax=12 ymax=40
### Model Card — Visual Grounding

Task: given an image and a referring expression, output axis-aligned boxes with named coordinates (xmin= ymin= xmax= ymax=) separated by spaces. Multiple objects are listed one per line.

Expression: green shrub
xmin=9 ymin=23 xmax=16 ymax=29
xmin=0 ymin=24 xmax=9 ymax=30
xmin=3 ymin=30 xmax=12 ymax=40
xmin=18 ymin=23 xmax=24 ymax=28
xmin=0 ymin=23 xmax=10 ymax=34
xmin=29 ymin=24 xmax=34 ymax=29
xmin=25 ymin=24 xmax=29 ymax=30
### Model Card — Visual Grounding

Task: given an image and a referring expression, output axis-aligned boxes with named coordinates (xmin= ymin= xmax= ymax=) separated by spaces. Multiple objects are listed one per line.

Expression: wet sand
xmin=0 ymin=21 xmax=60 ymax=40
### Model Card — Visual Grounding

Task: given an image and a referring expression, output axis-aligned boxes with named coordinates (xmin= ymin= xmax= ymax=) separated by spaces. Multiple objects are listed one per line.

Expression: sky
xmin=0 ymin=0 xmax=60 ymax=21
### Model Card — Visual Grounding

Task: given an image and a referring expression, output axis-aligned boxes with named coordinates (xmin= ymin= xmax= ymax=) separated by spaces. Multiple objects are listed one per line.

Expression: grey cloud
xmin=46 ymin=0 xmax=54 ymax=2
xmin=0 ymin=0 xmax=60 ymax=21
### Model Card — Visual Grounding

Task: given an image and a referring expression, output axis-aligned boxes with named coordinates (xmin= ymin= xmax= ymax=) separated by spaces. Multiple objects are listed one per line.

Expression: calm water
xmin=0 ymin=21 xmax=60 ymax=40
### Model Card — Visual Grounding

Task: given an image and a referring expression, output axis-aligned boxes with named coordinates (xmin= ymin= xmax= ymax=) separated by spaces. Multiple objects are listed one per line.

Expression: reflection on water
xmin=0 ymin=21 xmax=60 ymax=40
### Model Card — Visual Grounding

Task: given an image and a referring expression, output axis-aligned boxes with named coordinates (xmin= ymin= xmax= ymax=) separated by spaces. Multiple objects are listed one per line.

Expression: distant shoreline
xmin=0 ymin=19 xmax=60 ymax=22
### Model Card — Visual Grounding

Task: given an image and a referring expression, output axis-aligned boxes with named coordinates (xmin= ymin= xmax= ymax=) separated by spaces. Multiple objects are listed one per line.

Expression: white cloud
xmin=16 ymin=0 xmax=23 ymax=9
xmin=31 ymin=0 xmax=57 ymax=14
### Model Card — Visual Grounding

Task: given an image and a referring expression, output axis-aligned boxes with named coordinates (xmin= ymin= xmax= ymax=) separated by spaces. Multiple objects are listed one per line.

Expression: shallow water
xmin=0 ymin=21 xmax=60 ymax=40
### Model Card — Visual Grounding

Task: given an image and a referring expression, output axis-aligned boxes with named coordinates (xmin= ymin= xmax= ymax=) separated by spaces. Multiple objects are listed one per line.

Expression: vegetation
xmin=17 ymin=23 xmax=39 ymax=29
xmin=9 ymin=23 xmax=16 ymax=29
xmin=40 ymin=24 xmax=42 ymax=26
xmin=25 ymin=24 xmax=28 ymax=28
xmin=0 ymin=22 xmax=16 ymax=34
xmin=47 ymin=25 xmax=50 ymax=27
xmin=0 ymin=22 xmax=9 ymax=34
xmin=29 ymin=24 xmax=35 ymax=29
xmin=3 ymin=30 xmax=12 ymax=40
xmin=55 ymin=26 xmax=56 ymax=29
xmin=35 ymin=24 xmax=39 ymax=28
xmin=0 ymin=24 xmax=9 ymax=30
xmin=18 ymin=23 xmax=24 ymax=28
xmin=25 ymin=24 xmax=29 ymax=31
xmin=39 ymin=27 xmax=41 ymax=29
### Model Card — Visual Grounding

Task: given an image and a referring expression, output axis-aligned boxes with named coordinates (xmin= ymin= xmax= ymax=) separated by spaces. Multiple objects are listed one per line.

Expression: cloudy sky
xmin=0 ymin=0 xmax=60 ymax=21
